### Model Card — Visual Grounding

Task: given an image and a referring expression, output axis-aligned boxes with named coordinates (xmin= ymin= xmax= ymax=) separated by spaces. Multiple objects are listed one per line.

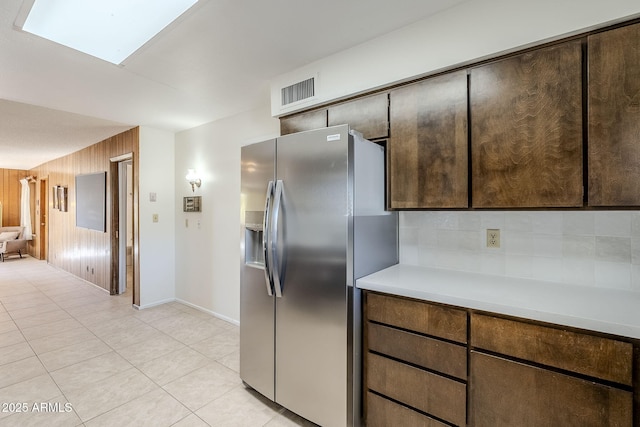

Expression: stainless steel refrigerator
xmin=240 ymin=124 xmax=398 ymax=427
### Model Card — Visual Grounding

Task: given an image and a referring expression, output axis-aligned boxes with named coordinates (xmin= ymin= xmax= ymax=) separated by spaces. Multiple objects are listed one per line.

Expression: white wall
xmin=138 ymin=126 xmax=177 ymax=308
xmin=272 ymin=0 xmax=640 ymax=115
xmin=174 ymin=103 xmax=279 ymax=323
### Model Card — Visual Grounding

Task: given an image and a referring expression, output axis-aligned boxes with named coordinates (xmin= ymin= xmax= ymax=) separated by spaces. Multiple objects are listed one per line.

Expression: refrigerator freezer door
xmin=240 ymin=139 xmax=276 ymax=400
xmin=274 ymin=126 xmax=350 ymax=427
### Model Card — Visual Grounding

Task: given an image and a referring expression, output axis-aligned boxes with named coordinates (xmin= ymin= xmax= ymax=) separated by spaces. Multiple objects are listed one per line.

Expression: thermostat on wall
xmin=183 ymin=196 xmax=202 ymax=212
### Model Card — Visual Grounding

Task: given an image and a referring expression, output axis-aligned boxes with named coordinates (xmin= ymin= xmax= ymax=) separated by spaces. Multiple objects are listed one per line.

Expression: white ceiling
xmin=0 ymin=0 xmax=467 ymax=170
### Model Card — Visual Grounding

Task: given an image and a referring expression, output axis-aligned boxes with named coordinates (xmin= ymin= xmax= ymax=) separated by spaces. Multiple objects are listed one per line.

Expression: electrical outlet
xmin=486 ymin=229 xmax=500 ymax=248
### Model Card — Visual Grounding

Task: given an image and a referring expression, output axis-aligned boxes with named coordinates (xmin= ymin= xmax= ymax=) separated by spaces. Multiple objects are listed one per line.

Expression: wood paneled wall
xmin=28 ymin=128 xmax=139 ymax=295
xmin=0 ymin=168 xmax=28 ymax=226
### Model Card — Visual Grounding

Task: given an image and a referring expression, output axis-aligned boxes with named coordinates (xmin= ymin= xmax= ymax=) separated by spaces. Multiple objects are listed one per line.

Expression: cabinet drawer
xmin=367 ymin=392 xmax=448 ymax=427
xmin=469 ymin=351 xmax=633 ymax=427
xmin=368 ymin=322 xmax=466 ymax=380
xmin=470 ymin=314 xmax=633 ymax=385
xmin=367 ymin=293 xmax=467 ymax=343
xmin=367 ymin=353 xmax=466 ymax=426
xmin=328 ymin=93 xmax=389 ymax=140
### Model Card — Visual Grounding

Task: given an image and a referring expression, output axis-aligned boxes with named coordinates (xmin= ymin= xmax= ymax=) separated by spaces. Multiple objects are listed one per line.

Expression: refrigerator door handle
xmin=271 ymin=179 xmax=284 ymax=298
xmin=262 ymin=181 xmax=274 ymax=296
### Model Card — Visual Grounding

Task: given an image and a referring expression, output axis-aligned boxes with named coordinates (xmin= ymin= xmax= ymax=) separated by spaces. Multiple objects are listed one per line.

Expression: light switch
xmin=150 ymin=192 xmax=157 ymax=202
xmin=153 ymin=214 xmax=159 ymax=223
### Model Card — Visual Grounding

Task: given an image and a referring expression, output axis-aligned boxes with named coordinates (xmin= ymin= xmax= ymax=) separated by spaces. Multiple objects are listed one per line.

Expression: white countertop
xmin=357 ymin=264 xmax=640 ymax=340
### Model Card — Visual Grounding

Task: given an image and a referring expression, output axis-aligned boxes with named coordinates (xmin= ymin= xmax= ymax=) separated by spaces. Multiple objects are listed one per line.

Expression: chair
xmin=0 ymin=226 xmax=27 ymax=261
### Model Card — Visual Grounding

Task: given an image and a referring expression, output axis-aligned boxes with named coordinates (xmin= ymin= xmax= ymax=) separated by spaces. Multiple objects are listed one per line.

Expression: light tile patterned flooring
xmin=0 ymin=257 xmax=315 ymax=426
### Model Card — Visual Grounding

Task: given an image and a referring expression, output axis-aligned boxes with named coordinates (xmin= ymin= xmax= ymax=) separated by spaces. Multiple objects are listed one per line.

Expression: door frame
xmin=110 ymin=153 xmax=138 ymax=304
xmin=117 ymin=160 xmax=132 ymax=294
xmin=39 ymin=177 xmax=48 ymax=261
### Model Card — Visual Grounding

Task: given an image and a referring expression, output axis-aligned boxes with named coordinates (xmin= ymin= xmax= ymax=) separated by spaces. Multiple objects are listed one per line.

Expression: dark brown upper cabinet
xmin=389 ymin=70 xmax=469 ymax=209
xmin=588 ymin=22 xmax=640 ymax=206
xmin=280 ymin=109 xmax=327 ymax=135
xmin=328 ymin=93 xmax=389 ymax=140
xmin=470 ymin=41 xmax=583 ymax=208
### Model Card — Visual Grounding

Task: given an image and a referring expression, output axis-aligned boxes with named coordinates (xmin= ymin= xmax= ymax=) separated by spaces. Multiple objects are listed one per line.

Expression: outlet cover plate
xmin=487 ymin=229 xmax=500 ymax=248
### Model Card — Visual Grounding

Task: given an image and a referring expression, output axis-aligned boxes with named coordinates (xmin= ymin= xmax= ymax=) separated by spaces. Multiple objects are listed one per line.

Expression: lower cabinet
xmin=367 ymin=392 xmax=449 ymax=427
xmin=368 ymin=353 xmax=466 ymax=426
xmin=364 ymin=291 xmax=638 ymax=427
xmin=469 ymin=351 xmax=633 ymax=427
xmin=364 ymin=292 xmax=468 ymax=426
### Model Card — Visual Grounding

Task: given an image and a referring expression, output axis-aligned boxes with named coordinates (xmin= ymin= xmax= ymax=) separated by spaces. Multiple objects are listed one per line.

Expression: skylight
xmin=21 ymin=0 xmax=198 ymax=65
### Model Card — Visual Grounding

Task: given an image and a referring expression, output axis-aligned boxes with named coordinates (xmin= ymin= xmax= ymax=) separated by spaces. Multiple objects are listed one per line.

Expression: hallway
xmin=0 ymin=257 xmax=311 ymax=426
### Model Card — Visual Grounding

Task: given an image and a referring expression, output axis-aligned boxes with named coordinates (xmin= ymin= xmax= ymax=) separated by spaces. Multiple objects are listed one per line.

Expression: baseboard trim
xmin=46 ymin=260 xmax=111 ymax=294
xmin=136 ymin=298 xmax=176 ymax=310
xmin=135 ymin=298 xmax=239 ymax=326
xmin=175 ymin=298 xmax=239 ymax=326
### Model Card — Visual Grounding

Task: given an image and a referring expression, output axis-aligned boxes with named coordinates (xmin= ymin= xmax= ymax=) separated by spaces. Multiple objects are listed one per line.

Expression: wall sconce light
xmin=186 ymin=169 xmax=201 ymax=192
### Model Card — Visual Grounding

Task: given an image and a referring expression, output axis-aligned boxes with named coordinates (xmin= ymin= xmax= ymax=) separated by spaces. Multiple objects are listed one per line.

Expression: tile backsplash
xmin=399 ymin=211 xmax=640 ymax=291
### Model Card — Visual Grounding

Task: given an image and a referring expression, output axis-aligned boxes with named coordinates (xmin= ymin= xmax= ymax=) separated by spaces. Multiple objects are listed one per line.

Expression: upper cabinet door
xmin=389 ymin=70 xmax=469 ymax=209
xmin=588 ymin=22 xmax=640 ymax=207
xmin=328 ymin=93 xmax=389 ymax=140
xmin=470 ymin=41 xmax=583 ymax=208
xmin=280 ymin=109 xmax=327 ymax=135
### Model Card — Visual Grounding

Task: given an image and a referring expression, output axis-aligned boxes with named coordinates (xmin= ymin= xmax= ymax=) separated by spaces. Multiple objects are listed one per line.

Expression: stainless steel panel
xmin=350 ymin=131 xmax=398 ymax=427
xmin=275 ymin=126 xmax=350 ymax=427
xmin=352 ymin=132 xmax=398 ymax=280
xmin=240 ymin=140 xmax=276 ymax=400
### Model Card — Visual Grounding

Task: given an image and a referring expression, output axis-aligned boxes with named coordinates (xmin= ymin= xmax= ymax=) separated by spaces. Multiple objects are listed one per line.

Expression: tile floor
xmin=0 ymin=257 xmax=316 ymax=426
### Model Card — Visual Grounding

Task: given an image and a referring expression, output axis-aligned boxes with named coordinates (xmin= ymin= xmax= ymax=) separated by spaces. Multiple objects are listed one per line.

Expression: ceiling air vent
xmin=281 ymin=77 xmax=315 ymax=106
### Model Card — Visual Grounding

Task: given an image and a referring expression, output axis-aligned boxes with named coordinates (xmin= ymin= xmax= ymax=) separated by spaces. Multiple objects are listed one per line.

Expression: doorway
xmin=39 ymin=178 xmax=48 ymax=261
xmin=117 ymin=161 xmax=133 ymax=295
xmin=110 ymin=154 xmax=135 ymax=303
